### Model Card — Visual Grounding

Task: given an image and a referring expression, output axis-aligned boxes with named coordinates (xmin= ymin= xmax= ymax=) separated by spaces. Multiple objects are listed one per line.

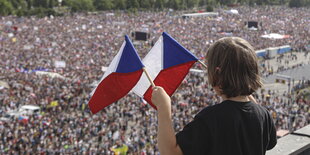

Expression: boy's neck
xmin=222 ymin=95 xmax=250 ymax=102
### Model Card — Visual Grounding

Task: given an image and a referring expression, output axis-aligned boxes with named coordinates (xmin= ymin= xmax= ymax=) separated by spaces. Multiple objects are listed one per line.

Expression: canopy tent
xmin=182 ymin=12 xmax=219 ymax=18
xmin=226 ymin=9 xmax=239 ymax=14
xmin=261 ymin=33 xmax=290 ymax=39
xmin=0 ymin=81 xmax=10 ymax=89
xmin=36 ymin=71 xmax=66 ymax=79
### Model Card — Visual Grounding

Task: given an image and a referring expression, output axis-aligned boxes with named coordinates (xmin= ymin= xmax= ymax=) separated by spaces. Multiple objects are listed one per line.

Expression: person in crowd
xmin=152 ymin=37 xmax=277 ymax=155
xmin=0 ymin=5 xmax=309 ymax=154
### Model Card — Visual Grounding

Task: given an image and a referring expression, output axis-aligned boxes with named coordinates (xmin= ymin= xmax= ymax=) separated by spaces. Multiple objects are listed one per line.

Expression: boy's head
xmin=206 ymin=37 xmax=262 ymax=98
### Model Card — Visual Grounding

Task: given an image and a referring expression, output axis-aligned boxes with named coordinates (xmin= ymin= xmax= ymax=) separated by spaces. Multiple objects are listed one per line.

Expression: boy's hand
xmin=151 ymin=86 xmax=171 ymax=111
xmin=152 ymin=86 xmax=183 ymax=155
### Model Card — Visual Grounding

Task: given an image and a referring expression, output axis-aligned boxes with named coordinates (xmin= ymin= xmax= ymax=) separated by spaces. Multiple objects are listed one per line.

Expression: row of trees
xmin=0 ymin=0 xmax=309 ymax=16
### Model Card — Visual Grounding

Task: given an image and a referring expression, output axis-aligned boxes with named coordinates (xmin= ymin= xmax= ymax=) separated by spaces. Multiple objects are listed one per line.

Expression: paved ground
xmin=262 ymin=51 xmax=310 ymax=94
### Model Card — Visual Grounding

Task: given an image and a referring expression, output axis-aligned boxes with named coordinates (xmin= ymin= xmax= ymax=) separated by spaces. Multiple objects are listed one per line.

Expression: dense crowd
xmin=0 ymin=5 xmax=309 ymax=154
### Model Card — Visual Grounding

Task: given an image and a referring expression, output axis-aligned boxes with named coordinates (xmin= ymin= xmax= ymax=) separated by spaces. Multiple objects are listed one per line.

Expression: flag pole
xmin=198 ymin=60 xmax=207 ymax=69
xmin=143 ymin=67 xmax=155 ymax=87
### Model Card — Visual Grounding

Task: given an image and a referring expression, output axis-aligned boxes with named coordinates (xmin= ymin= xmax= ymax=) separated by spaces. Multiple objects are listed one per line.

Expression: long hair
xmin=206 ymin=37 xmax=263 ymax=98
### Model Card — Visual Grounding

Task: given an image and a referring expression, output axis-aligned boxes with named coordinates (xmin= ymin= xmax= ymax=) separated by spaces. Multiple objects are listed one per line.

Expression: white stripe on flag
xmin=91 ymin=41 xmax=126 ymax=96
xmin=101 ymin=41 xmax=126 ymax=79
xmin=132 ymin=36 xmax=163 ymax=97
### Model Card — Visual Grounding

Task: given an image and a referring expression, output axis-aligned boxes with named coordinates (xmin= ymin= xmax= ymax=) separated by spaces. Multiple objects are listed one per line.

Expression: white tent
xmin=226 ymin=9 xmax=239 ymax=14
xmin=261 ymin=33 xmax=290 ymax=39
xmin=36 ymin=71 xmax=66 ymax=79
xmin=0 ymin=81 xmax=10 ymax=89
xmin=182 ymin=12 xmax=219 ymax=18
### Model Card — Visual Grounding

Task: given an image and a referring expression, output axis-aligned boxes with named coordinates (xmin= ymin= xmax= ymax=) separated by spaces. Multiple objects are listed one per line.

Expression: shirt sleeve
xmin=176 ymin=118 xmax=211 ymax=155
xmin=267 ymin=111 xmax=277 ymax=150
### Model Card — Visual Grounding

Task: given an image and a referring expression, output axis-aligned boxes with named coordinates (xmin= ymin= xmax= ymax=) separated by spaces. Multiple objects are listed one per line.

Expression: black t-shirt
xmin=176 ymin=100 xmax=277 ymax=155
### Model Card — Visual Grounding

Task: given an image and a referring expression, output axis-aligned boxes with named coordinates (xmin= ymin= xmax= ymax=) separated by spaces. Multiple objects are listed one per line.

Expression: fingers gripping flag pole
xmin=88 ymin=35 xmax=144 ymax=114
xmin=132 ymin=32 xmax=199 ymax=109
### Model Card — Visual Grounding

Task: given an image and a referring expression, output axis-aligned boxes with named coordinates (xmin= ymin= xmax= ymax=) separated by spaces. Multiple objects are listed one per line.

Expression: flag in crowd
xmin=88 ymin=35 xmax=144 ymax=114
xmin=18 ymin=115 xmax=29 ymax=124
xmin=133 ymin=32 xmax=198 ymax=109
xmin=110 ymin=144 xmax=129 ymax=155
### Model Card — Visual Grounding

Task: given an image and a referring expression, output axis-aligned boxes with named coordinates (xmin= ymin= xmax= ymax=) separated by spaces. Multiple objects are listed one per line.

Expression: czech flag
xmin=88 ymin=36 xmax=144 ymax=114
xmin=132 ymin=32 xmax=198 ymax=109
xmin=18 ymin=116 xmax=29 ymax=124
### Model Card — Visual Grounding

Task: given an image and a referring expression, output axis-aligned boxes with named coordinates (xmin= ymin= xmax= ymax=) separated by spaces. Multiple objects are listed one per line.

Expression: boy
xmin=152 ymin=37 xmax=277 ymax=155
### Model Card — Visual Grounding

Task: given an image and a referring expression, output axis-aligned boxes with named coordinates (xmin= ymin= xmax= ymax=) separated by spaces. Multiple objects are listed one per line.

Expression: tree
xmin=166 ymin=0 xmax=181 ymax=9
xmin=199 ymin=0 xmax=207 ymax=6
xmin=25 ymin=0 xmax=33 ymax=9
xmin=179 ymin=0 xmax=186 ymax=9
xmin=65 ymin=0 xmax=94 ymax=12
xmin=10 ymin=0 xmax=27 ymax=9
xmin=139 ymin=0 xmax=152 ymax=9
xmin=206 ymin=5 xmax=213 ymax=11
xmin=207 ymin=0 xmax=217 ymax=7
xmin=0 ymin=0 xmax=14 ymax=15
xmin=32 ymin=0 xmax=49 ymax=8
xmin=127 ymin=0 xmax=139 ymax=9
xmin=26 ymin=7 xmax=56 ymax=17
xmin=155 ymin=0 xmax=164 ymax=9
xmin=218 ymin=0 xmax=235 ymax=5
xmin=186 ymin=0 xmax=199 ymax=8
xmin=9 ymin=0 xmax=28 ymax=16
xmin=49 ymin=0 xmax=58 ymax=8
xmin=289 ymin=0 xmax=303 ymax=7
xmin=94 ymin=0 xmax=114 ymax=10
xmin=114 ymin=0 xmax=126 ymax=10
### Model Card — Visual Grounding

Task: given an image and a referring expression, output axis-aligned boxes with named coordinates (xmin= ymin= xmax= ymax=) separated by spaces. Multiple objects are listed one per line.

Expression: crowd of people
xmin=0 ymin=5 xmax=309 ymax=154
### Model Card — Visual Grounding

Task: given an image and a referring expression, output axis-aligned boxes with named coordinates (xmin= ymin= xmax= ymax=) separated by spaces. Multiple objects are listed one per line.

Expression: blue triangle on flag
xmin=116 ymin=35 xmax=144 ymax=73
xmin=163 ymin=32 xmax=198 ymax=69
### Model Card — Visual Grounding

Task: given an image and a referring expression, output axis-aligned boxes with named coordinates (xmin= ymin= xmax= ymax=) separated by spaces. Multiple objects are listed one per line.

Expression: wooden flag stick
xmin=143 ymin=67 xmax=155 ymax=87
xmin=198 ymin=60 xmax=208 ymax=69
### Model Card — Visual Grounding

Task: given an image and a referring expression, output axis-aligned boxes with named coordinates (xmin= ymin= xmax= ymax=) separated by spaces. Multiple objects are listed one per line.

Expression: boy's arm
xmin=152 ymin=86 xmax=183 ymax=155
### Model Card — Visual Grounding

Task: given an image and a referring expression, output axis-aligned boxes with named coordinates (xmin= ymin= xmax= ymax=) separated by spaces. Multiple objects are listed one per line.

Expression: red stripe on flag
xmin=143 ymin=61 xmax=196 ymax=109
xmin=89 ymin=70 xmax=143 ymax=114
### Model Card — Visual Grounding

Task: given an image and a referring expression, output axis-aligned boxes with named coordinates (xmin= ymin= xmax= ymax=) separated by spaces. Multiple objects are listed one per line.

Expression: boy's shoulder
xmin=194 ymin=101 xmax=229 ymax=119
xmin=194 ymin=100 xmax=264 ymax=120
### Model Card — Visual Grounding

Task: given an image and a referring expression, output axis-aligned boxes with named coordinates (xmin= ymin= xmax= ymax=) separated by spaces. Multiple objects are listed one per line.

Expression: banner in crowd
xmin=111 ymin=144 xmax=128 ymax=155
xmin=54 ymin=60 xmax=66 ymax=68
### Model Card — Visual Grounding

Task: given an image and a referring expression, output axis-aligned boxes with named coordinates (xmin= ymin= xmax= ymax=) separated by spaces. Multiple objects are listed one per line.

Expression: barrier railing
xmin=266 ymin=125 xmax=310 ymax=155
